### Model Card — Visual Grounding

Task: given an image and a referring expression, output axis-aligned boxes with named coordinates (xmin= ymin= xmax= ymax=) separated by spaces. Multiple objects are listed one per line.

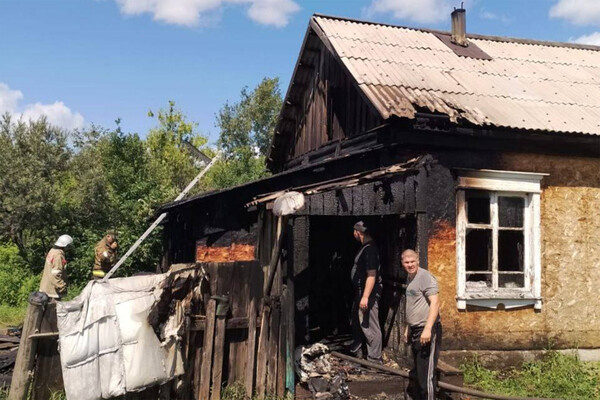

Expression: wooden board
xmin=266 ymin=300 xmax=281 ymax=395
xmin=210 ymin=315 xmax=226 ymax=400
xmin=244 ymin=298 xmax=258 ymax=398
xmin=277 ymin=289 xmax=289 ymax=397
xmin=29 ymin=302 xmax=62 ymax=400
xmin=255 ymin=302 xmax=270 ymax=397
xmin=198 ymin=299 xmax=216 ymax=400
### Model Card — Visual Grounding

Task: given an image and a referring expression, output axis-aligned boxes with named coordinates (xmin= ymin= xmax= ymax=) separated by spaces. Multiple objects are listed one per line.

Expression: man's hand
xmin=359 ymin=296 xmax=369 ymax=311
xmin=110 ymin=241 xmax=118 ymax=250
xmin=403 ymin=326 xmax=409 ymax=344
xmin=420 ymin=327 xmax=432 ymax=345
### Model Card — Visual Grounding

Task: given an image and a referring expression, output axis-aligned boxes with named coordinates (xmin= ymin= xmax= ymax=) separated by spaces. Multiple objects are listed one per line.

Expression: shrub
xmin=0 ymin=244 xmax=36 ymax=306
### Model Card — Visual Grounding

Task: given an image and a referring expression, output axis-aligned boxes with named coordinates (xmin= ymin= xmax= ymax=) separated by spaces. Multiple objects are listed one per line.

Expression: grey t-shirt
xmin=405 ymin=267 xmax=439 ymax=327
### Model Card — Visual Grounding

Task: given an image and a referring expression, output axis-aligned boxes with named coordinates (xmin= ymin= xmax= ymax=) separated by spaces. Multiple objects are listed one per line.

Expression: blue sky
xmin=1 ymin=0 xmax=599 ymax=142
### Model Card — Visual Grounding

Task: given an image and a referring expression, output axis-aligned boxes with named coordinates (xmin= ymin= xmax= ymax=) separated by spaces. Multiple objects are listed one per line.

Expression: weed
xmin=0 ymin=304 xmax=27 ymax=330
xmin=221 ymin=381 xmax=292 ymax=400
xmin=461 ymin=350 xmax=600 ymax=400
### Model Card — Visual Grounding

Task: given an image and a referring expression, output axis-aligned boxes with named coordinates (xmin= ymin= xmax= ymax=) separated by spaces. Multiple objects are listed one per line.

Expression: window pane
xmin=466 ymin=229 xmax=492 ymax=272
xmin=466 ymin=274 xmax=492 ymax=289
xmin=499 ymin=273 xmax=524 ymax=288
xmin=498 ymin=231 xmax=524 ymax=272
xmin=499 ymin=196 xmax=524 ymax=227
xmin=466 ymin=191 xmax=490 ymax=224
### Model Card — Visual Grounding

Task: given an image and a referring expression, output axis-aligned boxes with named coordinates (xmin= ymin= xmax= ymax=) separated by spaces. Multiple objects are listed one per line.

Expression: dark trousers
xmin=350 ymin=298 xmax=382 ymax=362
xmin=406 ymin=322 xmax=442 ymax=400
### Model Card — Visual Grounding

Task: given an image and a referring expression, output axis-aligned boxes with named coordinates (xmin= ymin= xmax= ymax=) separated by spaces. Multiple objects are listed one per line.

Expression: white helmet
xmin=54 ymin=234 xmax=73 ymax=248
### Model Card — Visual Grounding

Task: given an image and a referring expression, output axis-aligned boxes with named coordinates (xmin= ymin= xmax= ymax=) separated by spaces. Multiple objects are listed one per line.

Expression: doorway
xmin=299 ymin=215 xmax=416 ymax=347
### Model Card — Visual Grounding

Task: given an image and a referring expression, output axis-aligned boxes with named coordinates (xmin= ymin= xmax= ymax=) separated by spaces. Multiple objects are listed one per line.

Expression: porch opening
xmin=295 ymin=214 xmax=416 ymax=352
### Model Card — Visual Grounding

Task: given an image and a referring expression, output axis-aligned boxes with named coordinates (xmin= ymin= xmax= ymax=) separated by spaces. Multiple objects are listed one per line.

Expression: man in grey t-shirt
xmin=402 ymin=249 xmax=442 ymax=400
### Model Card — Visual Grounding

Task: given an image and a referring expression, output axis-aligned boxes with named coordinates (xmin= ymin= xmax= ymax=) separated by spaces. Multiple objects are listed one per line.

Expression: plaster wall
xmin=428 ymin=153 xmax=600 ymax=350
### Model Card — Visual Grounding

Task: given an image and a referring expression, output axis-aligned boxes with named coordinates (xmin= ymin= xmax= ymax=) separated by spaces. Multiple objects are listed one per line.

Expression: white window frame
xmin=456 ymin=169 xmax=547 ymax=310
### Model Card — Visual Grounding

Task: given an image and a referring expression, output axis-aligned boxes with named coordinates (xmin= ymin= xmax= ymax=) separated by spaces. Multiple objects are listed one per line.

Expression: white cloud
xmin=550 ymin=0 xmax=600 ymax=26
xmin=247 ymin=0 xmax=300 ymax=28
xmin=365 ymin=0 xmax=453 ymax=24
xmin=571 ymin=32 xmax=600 ymax=45
xmin=0 ymin=83 xmax=24 ymax=114
xmin=22 ymin=102 xmax=85 ymax=131
xmin=0 ymin=82 xmax=84 ymax=130
xmin=480 ymin=11 xmax=511 ymax=24
xmin=113 ymin=0 xmax=300 ymax=28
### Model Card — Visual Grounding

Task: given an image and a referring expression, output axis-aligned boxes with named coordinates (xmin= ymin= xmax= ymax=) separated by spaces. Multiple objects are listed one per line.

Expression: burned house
xmin=159 ymin=11 xmax=600 ymax=397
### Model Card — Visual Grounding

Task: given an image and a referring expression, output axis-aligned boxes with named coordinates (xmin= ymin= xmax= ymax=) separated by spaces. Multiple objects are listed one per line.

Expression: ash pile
xmin=295 ymin=343 xmax=349 ymax=399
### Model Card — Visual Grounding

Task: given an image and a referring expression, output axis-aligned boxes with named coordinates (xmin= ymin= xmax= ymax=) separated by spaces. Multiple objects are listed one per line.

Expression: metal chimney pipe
xmin=451 ymin=7 xmax=468 ymax=47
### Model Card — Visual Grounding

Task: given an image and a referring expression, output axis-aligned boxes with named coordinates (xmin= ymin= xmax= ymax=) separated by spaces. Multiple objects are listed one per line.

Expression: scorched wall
xmin=427 ymin=152 xmax=600 ymax=350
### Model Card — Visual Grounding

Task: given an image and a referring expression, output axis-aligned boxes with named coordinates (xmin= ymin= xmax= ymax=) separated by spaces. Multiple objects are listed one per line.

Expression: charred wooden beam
xmin=297 ymin=63 xmax=315 ymax=71
xmin=189 ymin=316 xmax=260 ymax=331
xmin=9 ymin=293 xmax=47 ymax=400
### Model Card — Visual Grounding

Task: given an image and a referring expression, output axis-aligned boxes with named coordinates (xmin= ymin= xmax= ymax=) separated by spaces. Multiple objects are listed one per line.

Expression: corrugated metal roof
xmin=314 ymin=15 xmax=600 ymax=135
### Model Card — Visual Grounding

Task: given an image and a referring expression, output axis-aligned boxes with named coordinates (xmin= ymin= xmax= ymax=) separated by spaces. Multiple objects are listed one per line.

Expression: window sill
xmin=457 ymin=293 xmax=542 ymax=310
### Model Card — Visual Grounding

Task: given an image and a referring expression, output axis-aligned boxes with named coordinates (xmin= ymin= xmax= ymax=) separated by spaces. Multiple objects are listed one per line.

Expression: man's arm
xmin=420 ymin=293 xmax=440 ymax=344
xmin=51 ymin=255 xmax=67 ymax=296
xmin=95 ymin=244 xmax=104 ymax=262
xmin=359 ymin=270 xmax=376 ymax=310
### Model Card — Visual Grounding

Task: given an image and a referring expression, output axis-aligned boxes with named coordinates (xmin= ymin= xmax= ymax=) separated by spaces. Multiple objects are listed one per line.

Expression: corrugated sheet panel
xmin=315 ymin=15 xmax=600 ymax=135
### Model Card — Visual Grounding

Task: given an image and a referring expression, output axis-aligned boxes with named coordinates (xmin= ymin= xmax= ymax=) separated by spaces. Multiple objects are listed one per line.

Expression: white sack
xmin=56 ymin=274 xmax=184 ymax=400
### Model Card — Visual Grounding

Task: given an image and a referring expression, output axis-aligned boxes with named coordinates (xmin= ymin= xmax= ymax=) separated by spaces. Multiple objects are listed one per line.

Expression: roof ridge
xmin=313 ymin=13 xmax=600 ymax=52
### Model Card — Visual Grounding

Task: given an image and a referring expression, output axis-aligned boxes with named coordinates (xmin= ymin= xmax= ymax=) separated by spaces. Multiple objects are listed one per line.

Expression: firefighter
xmin=92 ymin=233 xmax=118 ymax=279
xmin=39 ymin=234 xmax=73 ymax=300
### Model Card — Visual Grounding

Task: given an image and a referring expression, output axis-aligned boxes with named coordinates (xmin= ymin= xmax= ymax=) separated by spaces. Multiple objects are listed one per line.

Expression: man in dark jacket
xmin=349 ymin=221 xmax=383 ymax=363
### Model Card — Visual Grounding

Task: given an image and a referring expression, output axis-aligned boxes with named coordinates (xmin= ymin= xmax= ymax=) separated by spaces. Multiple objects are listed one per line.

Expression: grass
xmin=461 ymin=350 xmax=600 ymax=400
xmin=0 ymin=288 xmax=85 ymax=332
xmin=0 ymin=304 xmax=27 ymax=331
xmin=221 ymin=382 xmax=292 ymax=400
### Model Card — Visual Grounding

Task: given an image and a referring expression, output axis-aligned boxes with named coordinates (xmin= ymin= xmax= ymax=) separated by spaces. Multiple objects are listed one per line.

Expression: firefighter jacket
xmin=93 ymin=237 xmax=117 ymax=277
xmin=39 ymin=248 xmax=68 ymax=299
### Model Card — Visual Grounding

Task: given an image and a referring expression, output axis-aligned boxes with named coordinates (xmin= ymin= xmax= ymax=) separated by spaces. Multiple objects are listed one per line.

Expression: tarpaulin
xmin=56 ymin=273 xmax=184 ymax=400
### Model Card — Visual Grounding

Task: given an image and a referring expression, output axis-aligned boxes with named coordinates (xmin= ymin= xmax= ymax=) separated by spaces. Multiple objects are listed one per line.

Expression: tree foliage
xmin=0 ymin=115 xmax=71 ymax=264
xmin=0 ymin=77 xmax=281 ymax=304
xmin=0 ymin=103 xmax=209 ymax=294
xmin=210 ymin=77 xmax=282 ymax=189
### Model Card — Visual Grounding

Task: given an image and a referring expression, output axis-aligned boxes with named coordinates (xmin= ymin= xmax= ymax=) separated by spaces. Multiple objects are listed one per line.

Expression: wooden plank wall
xmin=296 ymin=176 xmax=418 ymax=217
xmin=192 ymin=261 xmax=263 ymax=399
xmin=291 ymin=43 xmax=381 ymax=160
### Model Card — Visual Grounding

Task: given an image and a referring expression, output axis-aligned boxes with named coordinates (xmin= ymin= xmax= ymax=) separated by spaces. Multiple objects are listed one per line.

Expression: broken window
xmin=456 ymin=170 xmax=546 ymax=310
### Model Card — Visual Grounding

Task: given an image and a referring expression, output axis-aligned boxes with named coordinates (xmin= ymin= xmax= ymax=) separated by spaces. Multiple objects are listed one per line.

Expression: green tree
xmin=66 ymin=104 xmax=211 ymax=282
xmin=211 ymin=77 xmax=282 ymax=188
xmin=0 ymin=114 xmax=71 ymax=265
xmin=147 ymin=101 xmax=212 ymax=196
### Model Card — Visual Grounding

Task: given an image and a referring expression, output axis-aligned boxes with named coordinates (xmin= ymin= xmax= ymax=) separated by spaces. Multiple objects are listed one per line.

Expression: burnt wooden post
xmin=285 ymin=219 xmax=296 ymax=396
xmin=32 ymin=301 xmax=63 ymax=400
xmin=198 ymin=299 xmax=217 ymax=400
xmin=244 ymin=298 xmax=258 ymax=397
xmin=210 ymin=296 xmax=229 ymax=400
xmin=9 ymin=292 xmax=48 ymax=400
xmin=416 ymin=166 xmax=429 ymax=269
